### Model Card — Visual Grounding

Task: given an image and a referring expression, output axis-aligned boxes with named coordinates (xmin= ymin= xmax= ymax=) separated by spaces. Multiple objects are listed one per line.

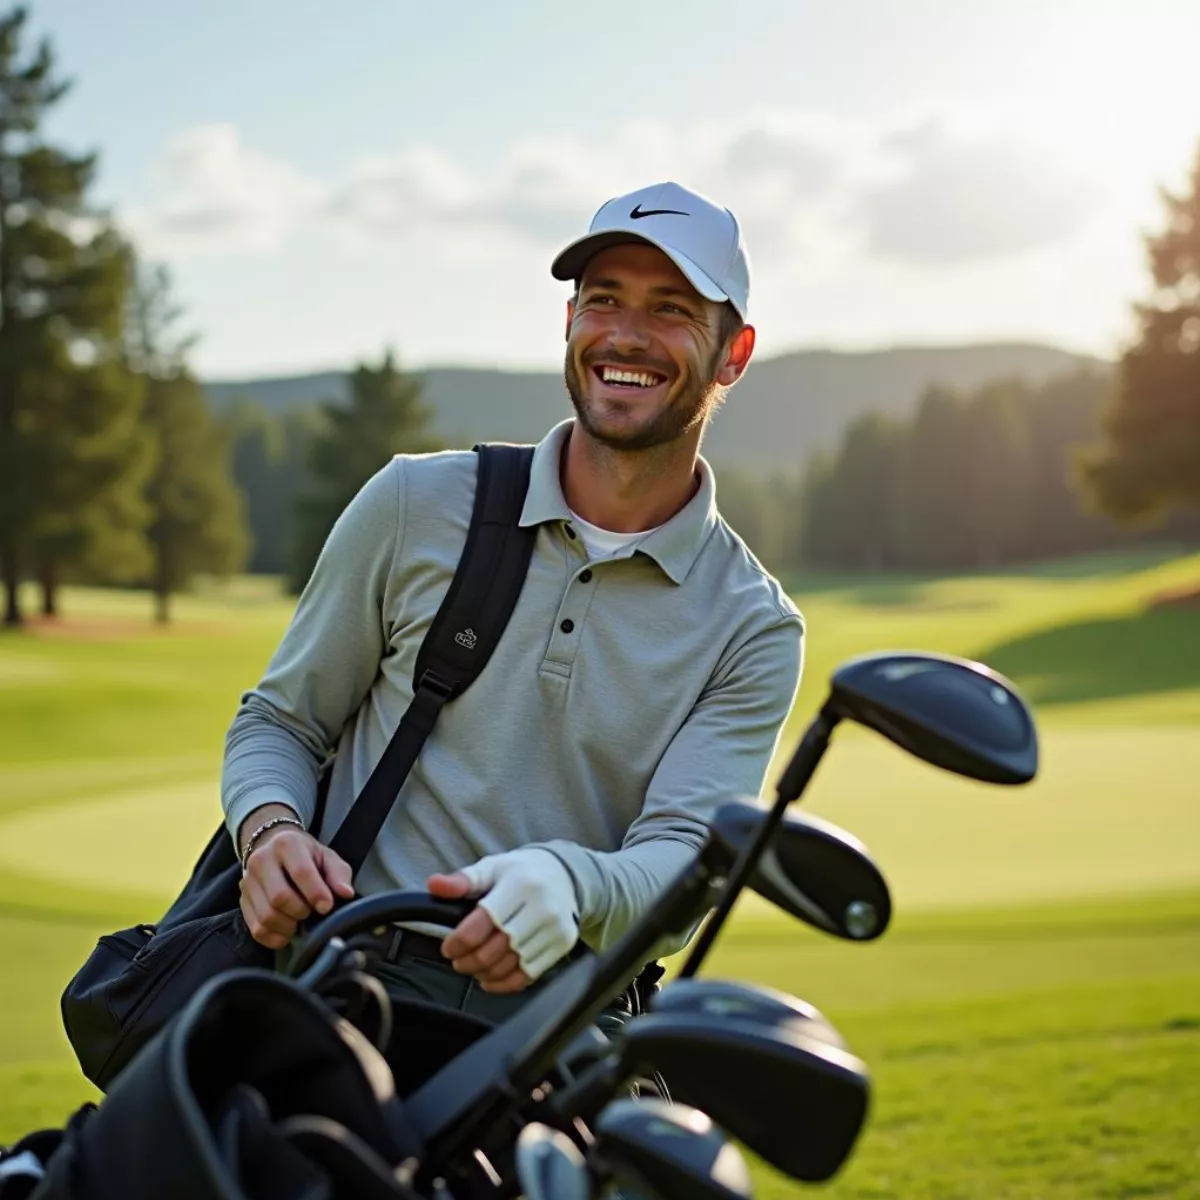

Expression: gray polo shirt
xmin=221 ymin=419 xmax=804 ymax=958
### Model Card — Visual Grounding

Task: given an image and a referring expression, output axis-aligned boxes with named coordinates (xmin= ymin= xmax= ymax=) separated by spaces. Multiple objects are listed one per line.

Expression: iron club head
xmin=648 ymin=977 xmax=846 ymax=1050
xmin=590 ymin=1097 xmax=754 ymax=1200
xmin=514 ymin=1123 xmax=591 ymax=1200
xmin=612 ymin=1009 xmax=870 ymax=1182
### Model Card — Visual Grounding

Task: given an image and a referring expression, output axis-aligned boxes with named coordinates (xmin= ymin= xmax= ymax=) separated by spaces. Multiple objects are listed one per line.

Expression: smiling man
xmin=222 ymin=181 xmax=804 ymax=1033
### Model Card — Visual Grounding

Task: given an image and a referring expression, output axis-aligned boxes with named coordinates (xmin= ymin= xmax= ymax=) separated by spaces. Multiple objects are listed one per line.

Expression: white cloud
xmin=127 ymin=124 xmax=325 ymax=255
xmin=322 ymin=145 xmax=473 ymax=237
xmin=128 ymin=110 xmax=1109 ymax=282
xmin=857 ymin=117 xmax=1104 ymax=264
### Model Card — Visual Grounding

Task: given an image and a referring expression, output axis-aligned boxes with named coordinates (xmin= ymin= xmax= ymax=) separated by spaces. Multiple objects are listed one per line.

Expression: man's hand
xmin=427 ymin=873 xmax=529 ymax=994
xmin=427 ymin=848 xmax=580 ymax=995
xmin=238 ymin=806 xmax=355 ymax=949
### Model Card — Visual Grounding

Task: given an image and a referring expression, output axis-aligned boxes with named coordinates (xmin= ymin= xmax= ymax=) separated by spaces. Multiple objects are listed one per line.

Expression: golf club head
xmin=826 ymin=651 xmax=1038 ymax=785
xmin=515 ymin=1123 xmax=591 ymax=1200
xmin=592 ymin=1097 xmax=754 ymax=1200
xmin=649 ymin=978 xmax=846 ymax=1050
xmin=711 ymin=800 xmax=891 ymax=941
xmin=615 ymin=1011 xmax=870 ymax=1182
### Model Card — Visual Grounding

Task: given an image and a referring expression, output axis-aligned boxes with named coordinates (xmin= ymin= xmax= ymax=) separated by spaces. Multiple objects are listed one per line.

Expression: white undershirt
xmin=568 ymin=509 xmax=662 ymax=560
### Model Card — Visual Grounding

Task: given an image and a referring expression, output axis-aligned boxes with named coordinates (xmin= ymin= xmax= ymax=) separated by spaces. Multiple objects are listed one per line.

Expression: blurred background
xmin=0 ymin=2 xmax=1197 ymax=1196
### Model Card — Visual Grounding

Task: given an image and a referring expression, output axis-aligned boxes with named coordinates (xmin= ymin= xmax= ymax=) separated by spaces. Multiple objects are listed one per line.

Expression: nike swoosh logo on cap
xmin=630 ymin=204 xmax=689 ymax=219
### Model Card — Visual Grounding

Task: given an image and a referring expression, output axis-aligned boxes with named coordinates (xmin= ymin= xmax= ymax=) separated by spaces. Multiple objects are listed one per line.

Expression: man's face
xmin=563 ymin=243 xmax=753 ymax=452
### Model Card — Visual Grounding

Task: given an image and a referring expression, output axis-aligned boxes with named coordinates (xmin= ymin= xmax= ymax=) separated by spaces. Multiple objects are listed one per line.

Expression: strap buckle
xmin=417 ymin=668 xmax=456 ymax=702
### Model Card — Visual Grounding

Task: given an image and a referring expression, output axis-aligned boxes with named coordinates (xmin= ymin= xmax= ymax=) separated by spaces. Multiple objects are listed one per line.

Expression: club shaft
xmin=509 ymin=860 xmax=719 ymax=1093
xmin=424 ymin=859 xmax=724 ymax=1167
xmin=677 ymin=709 xmax=838 ymax=978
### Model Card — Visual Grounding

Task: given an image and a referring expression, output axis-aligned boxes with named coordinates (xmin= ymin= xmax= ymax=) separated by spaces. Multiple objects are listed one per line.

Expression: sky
xmin=24 ymin=0 xmax=1200 ymax=379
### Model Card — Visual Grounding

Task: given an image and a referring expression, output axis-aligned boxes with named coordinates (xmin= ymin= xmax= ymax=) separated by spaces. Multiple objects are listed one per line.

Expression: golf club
xmin=290 ymin=649 xmax=1037 ymax=1191
xmin=588 ymin=1098 xmax=754 ymax=1200
xmin=544 ymin=978 xmax=850 ymax=1157
xmin=514 ymin=1123 xmax=591 ymax=1200
xmin=698 ymin=799 xmax=891 ymax=948
xmin=827 ymin=650 xmax=1039 ymax=786
xmin=647 ymin=978 xmax=845 ymax=1050
xmin=681 ymin=650 xmax=1037 ymax=975
xmin=587 ymin=1009 xmax=870 ymax=1183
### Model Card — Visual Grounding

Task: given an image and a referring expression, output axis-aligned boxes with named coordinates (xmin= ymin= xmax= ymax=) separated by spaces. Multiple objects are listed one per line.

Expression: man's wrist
xmin=236 ymin=802 xmax=305 ymax=860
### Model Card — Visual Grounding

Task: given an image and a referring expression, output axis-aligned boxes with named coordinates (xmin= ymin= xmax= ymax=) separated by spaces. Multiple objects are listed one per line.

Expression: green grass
xmin=1 ymin=550 xmax=1198 ymax=1194
xmin=701 ymin=893 xmax=1200 ymax=1199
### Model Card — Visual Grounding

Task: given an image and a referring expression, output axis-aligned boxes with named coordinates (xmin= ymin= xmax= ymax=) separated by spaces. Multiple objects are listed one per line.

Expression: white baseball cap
xmin=550 ymin=181 xmax=751 ymax=320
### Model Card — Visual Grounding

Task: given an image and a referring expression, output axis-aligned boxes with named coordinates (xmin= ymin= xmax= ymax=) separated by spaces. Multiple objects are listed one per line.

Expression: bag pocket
xmin=62 ymin=910 xmax=271 ymax=1091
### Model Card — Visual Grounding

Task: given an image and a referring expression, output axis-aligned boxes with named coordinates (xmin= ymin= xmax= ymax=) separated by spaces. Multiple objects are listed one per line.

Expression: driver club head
xmin=515 ymin=1123 xmax=591 ymax=1200
xmin=613 ymin=1011 xmax=870 ymax=1182
xmin=710 ymin=800 xmax=892 ymax=941
xmin=591 ymin=1097 xmax=754 ymax=1200
xmin=826 ymin=651 xmax=1038 ymax=785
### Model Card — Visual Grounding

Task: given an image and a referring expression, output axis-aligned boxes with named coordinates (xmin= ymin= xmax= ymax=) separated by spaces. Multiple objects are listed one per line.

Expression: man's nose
xmin=607 ymin=307 xmax=652 ymax=352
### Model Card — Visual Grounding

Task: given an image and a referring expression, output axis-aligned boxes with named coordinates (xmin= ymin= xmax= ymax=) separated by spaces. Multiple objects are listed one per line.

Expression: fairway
xmin=1 ymin=551 xmax=1198 ymax=1196
xmin=0 ymin=779 xmax=225 ymax=894
xmin=3 ymin=726 xmax=1197 ymax=913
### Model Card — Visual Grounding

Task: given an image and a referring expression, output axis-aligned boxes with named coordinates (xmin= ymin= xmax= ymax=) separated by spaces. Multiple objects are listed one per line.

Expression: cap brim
xmin=550 ymin=231 xmax=731 ymax=307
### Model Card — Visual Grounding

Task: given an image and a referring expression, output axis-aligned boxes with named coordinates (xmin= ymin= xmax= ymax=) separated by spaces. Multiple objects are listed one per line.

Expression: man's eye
xmin=660 ymin=303 xmax=690 ymax=316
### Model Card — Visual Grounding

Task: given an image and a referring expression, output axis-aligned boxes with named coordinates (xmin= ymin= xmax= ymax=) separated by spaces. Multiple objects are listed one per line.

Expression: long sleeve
xmin=220 ymin=460 xmax=404 ymax=845
xmin=533 ymin=611 xmax=804 ymax=957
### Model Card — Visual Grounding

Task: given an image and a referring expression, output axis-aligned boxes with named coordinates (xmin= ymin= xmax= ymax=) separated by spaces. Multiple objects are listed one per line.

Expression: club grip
xmin=288 ymin=890 xmax=475 ymax=975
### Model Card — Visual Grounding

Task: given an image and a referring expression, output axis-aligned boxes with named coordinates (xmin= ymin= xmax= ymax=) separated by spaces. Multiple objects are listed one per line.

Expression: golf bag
xmin=59 ymin=443 xmax=540 ymax=1092
xmin=7 ymin=971 xmax=431 ymax=1200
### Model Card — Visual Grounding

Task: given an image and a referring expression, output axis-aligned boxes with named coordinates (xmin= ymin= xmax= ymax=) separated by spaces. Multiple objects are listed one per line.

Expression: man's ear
xmin=565 ymin=297 xmax=575 ymax=341
xmin=716 ymin=324 xmax=756 ymax=386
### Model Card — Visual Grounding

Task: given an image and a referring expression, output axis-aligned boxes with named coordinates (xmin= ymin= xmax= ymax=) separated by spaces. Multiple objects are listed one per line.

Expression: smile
xmin=592 ymin=365 xmax=668 ymax=389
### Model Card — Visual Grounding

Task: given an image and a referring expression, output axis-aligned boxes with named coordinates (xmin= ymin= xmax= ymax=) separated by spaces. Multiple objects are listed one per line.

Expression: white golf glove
xmin=457 ymin=847 xmax=580 ymax=982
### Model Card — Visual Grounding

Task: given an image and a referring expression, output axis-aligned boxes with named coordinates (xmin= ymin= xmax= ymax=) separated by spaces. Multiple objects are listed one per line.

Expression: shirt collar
xmin=520 ymin=419 xmax=719 ymax=586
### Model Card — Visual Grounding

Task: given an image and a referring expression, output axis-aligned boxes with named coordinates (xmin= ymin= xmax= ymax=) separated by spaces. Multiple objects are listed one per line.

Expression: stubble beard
xmin=563 ymin=350 xmax=727 ymax=453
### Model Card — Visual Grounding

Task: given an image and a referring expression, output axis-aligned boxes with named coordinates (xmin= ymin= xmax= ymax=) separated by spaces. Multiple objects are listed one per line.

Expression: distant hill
xmin=203 ymin=342 xmax=1109 ymax=470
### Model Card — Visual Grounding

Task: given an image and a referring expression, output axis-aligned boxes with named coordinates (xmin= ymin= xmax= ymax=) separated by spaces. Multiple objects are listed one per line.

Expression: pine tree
xmin=290 ymin=350 xmax=441 ymax=593
xmin=959 ymin=380 xmax=1034 ymax=568
xmin=1076 ymin=142 xmax=1200 ymax=533
xmin=1021 ymin=368 xmax=1114 ymax=560
xmin=27 ymin=350 xmax=153 ymax=614
xmin=226 ymin=399 xmax=321 ymax=576
xmin=127 ymin=261 xmax=249 ymax=623
xmin=0 ymin=6 xmax=143 ymax=625
xmin=831 ymin=412 xmax=904 ymax=570
xmin=26 ymin=227 xmax=154 ymax=615
xmin=795 ymin=450 xmax=839 ymax=568
xmin=890 ymin=385 xmax=975 ymax=569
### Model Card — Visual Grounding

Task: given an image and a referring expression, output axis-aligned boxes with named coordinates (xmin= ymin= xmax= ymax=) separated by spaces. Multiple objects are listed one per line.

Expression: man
xmin=222 ymin=180 xmax=804 ymax=1025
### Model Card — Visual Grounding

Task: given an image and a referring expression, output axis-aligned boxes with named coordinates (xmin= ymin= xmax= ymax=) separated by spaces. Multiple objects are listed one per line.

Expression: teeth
xmin=601 ymin=367 xmax=659 ymax=388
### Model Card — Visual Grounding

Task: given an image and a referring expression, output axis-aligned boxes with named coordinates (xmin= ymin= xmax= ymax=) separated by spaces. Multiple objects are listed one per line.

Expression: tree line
xmin=0 ymin=8 xmax=438 ymax=626
xmin=778 ymin=142 xmax=1200 ymax=576
xmin=782 ymin=367 xmax=1198 ymax=573
xmin=2 ymin=4 xmax=1197 ymax=627
xmin=222 ymin=350 xmax=1198 ymax=595
xmin=0 ymin=8 xmax=247 ymax=625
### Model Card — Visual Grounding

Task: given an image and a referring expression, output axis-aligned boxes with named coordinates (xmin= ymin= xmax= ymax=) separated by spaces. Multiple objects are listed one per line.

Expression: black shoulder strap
xmin=327 ymin=443 xmax=537 ymax=870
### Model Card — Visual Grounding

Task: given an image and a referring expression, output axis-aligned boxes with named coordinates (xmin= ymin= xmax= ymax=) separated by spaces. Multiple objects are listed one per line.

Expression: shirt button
xmin=579 ymin=569 xmax=593 ymax=583
xmin=560 ymin=619 xmax=575 ymax=634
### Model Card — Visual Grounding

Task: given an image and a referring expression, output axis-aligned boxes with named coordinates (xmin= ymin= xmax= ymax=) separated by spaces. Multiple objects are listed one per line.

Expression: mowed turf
xmin=697 ymin=896 xmax=1200 ymax=1199
xmin=1 ymin=551 xmax=1198 ymax=1197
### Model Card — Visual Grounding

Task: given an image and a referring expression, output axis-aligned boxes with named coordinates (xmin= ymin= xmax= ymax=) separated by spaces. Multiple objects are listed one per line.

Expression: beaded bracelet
xmin=239 ymin=815 xmax=305 ymax=872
